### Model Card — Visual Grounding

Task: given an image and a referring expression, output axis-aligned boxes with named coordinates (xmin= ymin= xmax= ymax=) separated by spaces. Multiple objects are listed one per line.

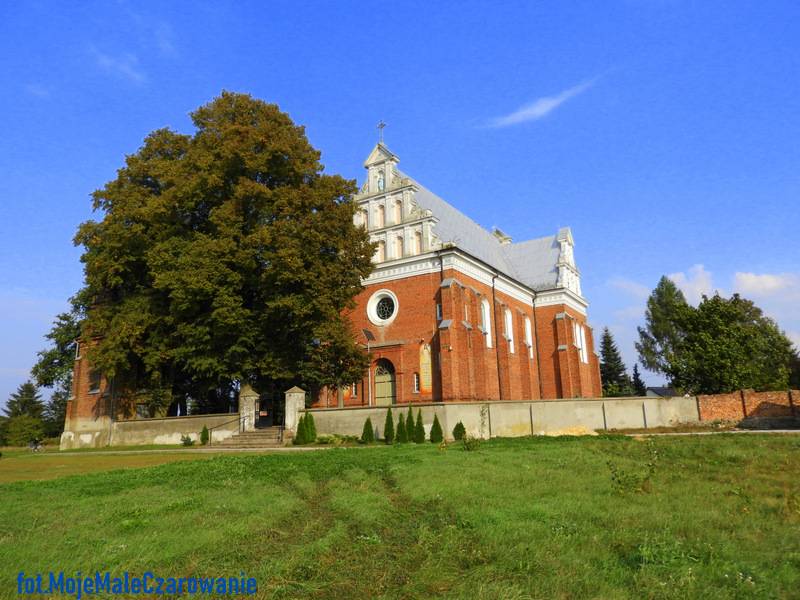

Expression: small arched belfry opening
xmin=374 ymin=358 xmax=396 ymax=406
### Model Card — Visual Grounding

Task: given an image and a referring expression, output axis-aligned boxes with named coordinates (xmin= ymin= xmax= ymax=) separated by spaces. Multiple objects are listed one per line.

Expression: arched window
xmin=376 ymin=205 xmax=385 ymax=228
xmin=375 ymin=240 xmax=386 ymax=262
xmin=394 ymin=199 xmax=403 ymax=223
xmin=358 ymin=209 xmax=368 ymax=228
xmin=414 ymin=231 xmax=423 ymax=254
xmin=524 ymin=316 xmax=534 ymax=359
xmin=504 ymin=308 xmax=514 ymax=353
xmin=481 ymin=299 xmax=492 ymax=348
xmin=394 ymin=235 xmax=404 ymax=259
xmin=573 ymin=321 xmax=589 ymax=363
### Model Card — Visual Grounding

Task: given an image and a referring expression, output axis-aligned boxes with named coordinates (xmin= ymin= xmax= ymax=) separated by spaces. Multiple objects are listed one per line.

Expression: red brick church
xmin=64 ymin=141 xmax=602 ymax=445
xmin=314 ymin=142 xmax=601 ymax=407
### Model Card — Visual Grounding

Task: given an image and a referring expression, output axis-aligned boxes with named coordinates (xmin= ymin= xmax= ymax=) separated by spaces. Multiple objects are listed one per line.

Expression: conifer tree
xmin=632 ymin=364 xmax=647 ymax=396
xmin=413 ymin=410 xmax=425 ymax=443
xmin=429 ymin=414 xmax=443 ymax=443
xmin=383 ymin=408 xmax=394 ymax=444
xmin=405 ymin=408 xmax=414 ymax=440
xmin=4 ymin=382 xmax=44 ymax=419
xmin=293 ymin=414 xmax=307 ymax=445
xmin=395 ymin=413 xmax=407 ymax=443
xmin=636 ymin=276 xmax=690 ymax=380
xmin=360 ymin=417 xmax=375 ymax=443
xmin=599 ymin=328 xmax=633 ymax=397
xmin=452 ymin=421 xmax=466 ymax=441
xmin=305 ymin=412 xmax=317 ymax=442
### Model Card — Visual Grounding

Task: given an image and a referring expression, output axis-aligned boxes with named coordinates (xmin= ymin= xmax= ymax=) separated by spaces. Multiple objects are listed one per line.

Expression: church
xmin=314 ymin=142 xmax=601 ymax=408
xmin=63 ymin=140 xmax=602 ymax=447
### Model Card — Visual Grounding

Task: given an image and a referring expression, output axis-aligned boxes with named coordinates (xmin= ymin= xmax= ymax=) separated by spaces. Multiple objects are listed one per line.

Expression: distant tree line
xmin=600 ymin=276 xmax=799 ymax=398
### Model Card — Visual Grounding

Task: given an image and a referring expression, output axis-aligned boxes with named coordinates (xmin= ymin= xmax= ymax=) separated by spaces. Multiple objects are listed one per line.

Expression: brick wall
xmin=312 ymin=267 xmax=602 ymax=408
xmin=697 ymin=389 xmax=799 ymax=422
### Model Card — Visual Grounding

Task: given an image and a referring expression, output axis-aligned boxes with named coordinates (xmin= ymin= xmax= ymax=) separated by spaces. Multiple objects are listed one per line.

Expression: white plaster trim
xmin=533 ymin=288 xmax=588 ymax=315
xmin=363 ymin=254 xmax=441 ymax=285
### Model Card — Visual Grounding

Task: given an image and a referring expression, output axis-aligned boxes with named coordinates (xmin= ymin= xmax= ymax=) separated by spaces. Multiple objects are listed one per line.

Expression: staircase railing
xmin=208 ymin=414 xmax=246 ymax=445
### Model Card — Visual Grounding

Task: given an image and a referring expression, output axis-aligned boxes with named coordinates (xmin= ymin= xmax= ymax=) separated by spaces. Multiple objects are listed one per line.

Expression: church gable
xmin=354 ymin=142 xmax=582 ymax=298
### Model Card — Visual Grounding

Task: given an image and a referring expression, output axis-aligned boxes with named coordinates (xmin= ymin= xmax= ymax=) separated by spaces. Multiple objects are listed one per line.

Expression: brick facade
xmin=312 ymin=257 xmax=603 ymax=408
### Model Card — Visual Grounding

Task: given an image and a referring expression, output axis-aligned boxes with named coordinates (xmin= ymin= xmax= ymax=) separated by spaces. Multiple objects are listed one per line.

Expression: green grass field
xmin=1 ymin=435 xmax=799 ymax=599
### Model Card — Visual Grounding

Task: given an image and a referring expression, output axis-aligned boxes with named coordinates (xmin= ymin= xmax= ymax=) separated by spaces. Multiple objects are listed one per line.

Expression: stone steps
xmin=217 ymin=428 xmax=284 ymax=447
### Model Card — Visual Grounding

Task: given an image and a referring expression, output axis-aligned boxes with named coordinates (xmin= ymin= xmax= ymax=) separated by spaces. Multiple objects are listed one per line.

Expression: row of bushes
xmin=361 ymin=408 xmax=466 ymax=445
xmin=293 ymin=409 xmax=469 ymax=446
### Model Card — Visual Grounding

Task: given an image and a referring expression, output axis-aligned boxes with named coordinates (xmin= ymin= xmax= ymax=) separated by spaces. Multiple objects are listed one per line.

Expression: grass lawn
xmin=1 ymin=435 xmax=799 ymax=599
xmin=0 ymin=448 xmax=228 ymax=484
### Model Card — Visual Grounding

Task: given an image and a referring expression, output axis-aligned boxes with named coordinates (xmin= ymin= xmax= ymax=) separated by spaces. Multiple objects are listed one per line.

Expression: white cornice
xmin=362 ymin=248 xmax=589 ymax=315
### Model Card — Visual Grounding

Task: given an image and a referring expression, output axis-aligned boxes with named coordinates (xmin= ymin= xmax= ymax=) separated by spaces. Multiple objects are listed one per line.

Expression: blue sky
xmin=1 ymin=1 xmax=799 ymax=406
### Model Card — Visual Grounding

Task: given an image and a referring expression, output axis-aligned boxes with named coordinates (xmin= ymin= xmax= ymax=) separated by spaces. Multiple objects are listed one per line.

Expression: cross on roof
xmin=377 ymin=120 xmax=386 ymax=143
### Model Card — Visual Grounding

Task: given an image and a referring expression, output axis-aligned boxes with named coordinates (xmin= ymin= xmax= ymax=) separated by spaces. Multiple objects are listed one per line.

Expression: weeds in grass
xmin=462 ymin=436 xmax=481 ymax=452
xmin=608 ymin=438 xmax=660 ymax=493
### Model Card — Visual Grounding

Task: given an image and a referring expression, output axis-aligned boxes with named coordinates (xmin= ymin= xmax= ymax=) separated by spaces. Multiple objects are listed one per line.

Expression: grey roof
xmin=407 ymin=175 xmax=562 ymax=290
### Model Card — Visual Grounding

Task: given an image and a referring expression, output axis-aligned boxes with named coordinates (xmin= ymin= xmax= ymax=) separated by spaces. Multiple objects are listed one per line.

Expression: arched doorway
xmin=374 ymin=359 xmax=396 ymax=406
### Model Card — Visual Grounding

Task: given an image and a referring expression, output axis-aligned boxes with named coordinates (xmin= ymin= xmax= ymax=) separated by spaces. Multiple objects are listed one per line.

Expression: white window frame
xmin=481 ymin=299 xmax=492 ymax=348
xmin=524 ymin=316 xmax=534 ymax=359
xmin=436 ymin=303 xmax=442 ymax=321
xmin=413 ymin=372 xmax=420 ymax=393
xmin=375 ymin=240 xmax=386 ymax=262
xmin=367 ymin=288 xmax=399 ymax=326
xmin=504 ymin=308 xmax=514 ymax=353
xmin=573 ymin=321 xmax=589 ymax=363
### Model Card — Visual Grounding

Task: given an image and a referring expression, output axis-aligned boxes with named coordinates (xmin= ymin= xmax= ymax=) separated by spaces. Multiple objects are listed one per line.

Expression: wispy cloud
xmin=733 ymin=272 xmax=800 ymax=298
xmin=90 ymin=46 xmax=146 ymax=84
xmin=23 ymin=83 xmax=50 ymax=98
xmin=609 ymin=276 xmax=651 ymax=301
xmin=668 ymin=264 xmax=717 ymax=305
xmin=487 ymin=77 xmax=598 ymax=128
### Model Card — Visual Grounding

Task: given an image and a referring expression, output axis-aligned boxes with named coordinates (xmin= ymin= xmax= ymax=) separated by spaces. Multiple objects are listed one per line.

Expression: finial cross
xmin=377 ymin=120 xmax=386 ymax=143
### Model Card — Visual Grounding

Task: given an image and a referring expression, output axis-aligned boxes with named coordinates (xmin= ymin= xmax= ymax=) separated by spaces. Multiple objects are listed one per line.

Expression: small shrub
xmin=305 ymin=413 xmax=317 ymax=442
xmin=430 ymin=414 xmax=443 ymax=443
xmin=200 ymin=425 xmax=209 ymax=445
xmin=383 ymin=408 xmax=394 ymax=444
xmin=396 ymin=414 xmax=408 ymax=443
xmin=360 ymin=417 xmax=375 ymax=444
xmin=6 ymin=415 xmax=45 ymax=447
xmin=413 ymin=410 xmax=425 ymax=444
xmin=180 ymin=434 xmax=195 ymax=446
xmin=293 ymin=414 xmax=308 ymax=445
xmin=452 ymin=421 xmax=466 ymax=441
xmin=462 ymin=435 xmax=481 ymax=451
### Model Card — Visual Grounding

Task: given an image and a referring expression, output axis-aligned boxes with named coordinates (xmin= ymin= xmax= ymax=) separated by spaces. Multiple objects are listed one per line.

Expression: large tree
xmin=636 ymin=276 xmax=690 ymax=382
xmin=671 ymin=293 xmax=794 ymax=394
xmin=74 ymin=92 xmax=374 ymax=412
xmin=599 ymin=327 xmax=633 ymax=397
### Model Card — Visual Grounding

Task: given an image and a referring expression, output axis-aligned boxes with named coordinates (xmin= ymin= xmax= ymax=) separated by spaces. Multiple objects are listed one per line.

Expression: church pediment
xmin=363 ymin=143 xmax=399 ymax=168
